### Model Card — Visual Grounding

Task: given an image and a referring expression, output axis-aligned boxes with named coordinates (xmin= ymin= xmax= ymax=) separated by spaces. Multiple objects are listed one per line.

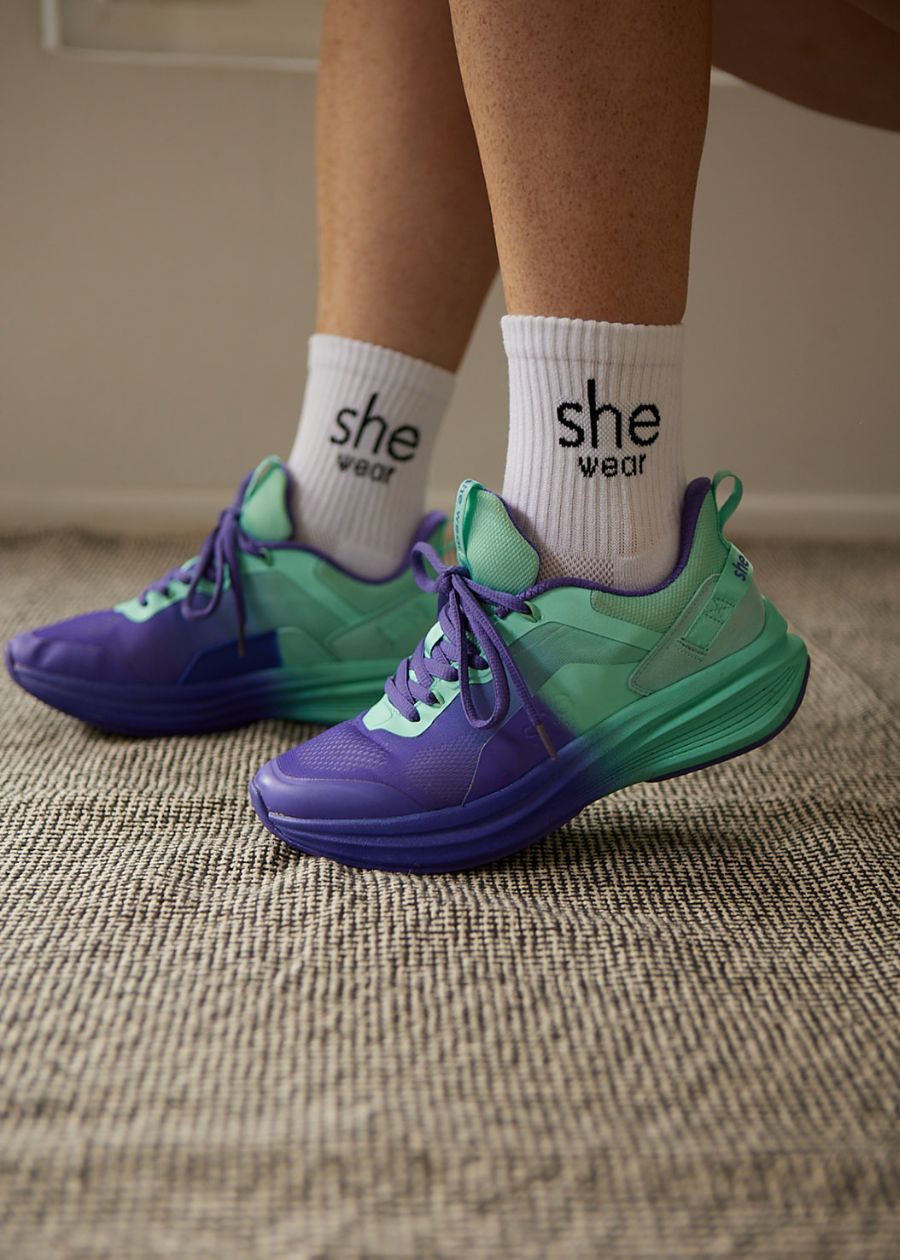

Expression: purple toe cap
xmin=254 ymin=756 xmax=421 ymax=822
xmin=7 ymin=630 xmax=41 ymax=672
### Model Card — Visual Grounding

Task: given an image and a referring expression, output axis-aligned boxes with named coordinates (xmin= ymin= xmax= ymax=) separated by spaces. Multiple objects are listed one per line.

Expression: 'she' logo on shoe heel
xmin=732 ymin=554 xmax=750 ymax=581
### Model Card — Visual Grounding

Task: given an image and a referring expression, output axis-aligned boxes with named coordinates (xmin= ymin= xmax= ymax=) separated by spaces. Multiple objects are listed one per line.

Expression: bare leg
xmin=447 ymin=0 xmax=710 ymax=324
xmin=315 ymin=0 xmax=497 ymax=371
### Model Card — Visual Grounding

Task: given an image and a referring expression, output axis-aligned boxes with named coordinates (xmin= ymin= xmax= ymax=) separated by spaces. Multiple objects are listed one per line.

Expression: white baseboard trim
xmin=712 ymin=491 xmax=900 ymax=541
xmin=1 ymin=484 xmax=899 ymax=541
xmin=0 ymin=486 xmax=231 ymax=535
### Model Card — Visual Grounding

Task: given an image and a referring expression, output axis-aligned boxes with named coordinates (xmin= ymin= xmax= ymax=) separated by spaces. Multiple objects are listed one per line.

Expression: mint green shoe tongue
xmin=453 ymin=479 xmax=539 ymax=595
xmin=239 ymin=456 xmax=295 ymax=542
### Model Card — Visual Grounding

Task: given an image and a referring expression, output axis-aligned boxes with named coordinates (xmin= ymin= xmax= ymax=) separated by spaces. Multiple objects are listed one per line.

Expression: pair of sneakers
xmin=6 ymin=456 xmax=809 ymax=873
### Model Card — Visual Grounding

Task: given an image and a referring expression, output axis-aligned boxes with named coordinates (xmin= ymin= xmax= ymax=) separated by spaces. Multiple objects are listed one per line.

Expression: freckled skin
xmin=447 ymin=0 xmax=711 ymax=325
xmin=315 ymin=0 xmax=498 ymax=371
xmin=315 ymin=0 xmax=900 ymax=362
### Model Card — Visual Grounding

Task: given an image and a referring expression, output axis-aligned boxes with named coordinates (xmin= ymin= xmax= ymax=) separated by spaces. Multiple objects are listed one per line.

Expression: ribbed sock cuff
xmin=308 ymin=334 xmax=455 ymax=404
xmin=501 ymin=315 xmax=683 ymax=367
xmin=500 ymin=314 xmax=686 ymax=590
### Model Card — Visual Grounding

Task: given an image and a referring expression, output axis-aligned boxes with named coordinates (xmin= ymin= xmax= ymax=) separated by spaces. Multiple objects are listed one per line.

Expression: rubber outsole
xmin=250 ymin=637 xmax=810 ymax=875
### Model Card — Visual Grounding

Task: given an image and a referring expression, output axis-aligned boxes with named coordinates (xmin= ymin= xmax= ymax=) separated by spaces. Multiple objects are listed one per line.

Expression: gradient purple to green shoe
xmin=5 ymin=457 xmax=446 ymax=734
xmin=250 ymin=471 xmax=810 ymax=873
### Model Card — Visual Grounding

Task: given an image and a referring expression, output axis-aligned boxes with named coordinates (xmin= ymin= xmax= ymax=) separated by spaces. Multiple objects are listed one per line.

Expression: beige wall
xmin=2 ymin=0 xmax=899 ymax=535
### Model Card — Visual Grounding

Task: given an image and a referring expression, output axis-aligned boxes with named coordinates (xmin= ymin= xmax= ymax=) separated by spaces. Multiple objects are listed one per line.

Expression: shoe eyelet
xmin=260 ymin=547 xmax=274 ymax=567
xmin=524 ymin=601 xmax=541 ymax=622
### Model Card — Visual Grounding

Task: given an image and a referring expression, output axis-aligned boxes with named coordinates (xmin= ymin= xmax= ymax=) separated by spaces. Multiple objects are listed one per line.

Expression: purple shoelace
xmin=385 ymin=542 xmax=557 ymax=759
xmin=139 ymin=472 xmax=270 ymax=654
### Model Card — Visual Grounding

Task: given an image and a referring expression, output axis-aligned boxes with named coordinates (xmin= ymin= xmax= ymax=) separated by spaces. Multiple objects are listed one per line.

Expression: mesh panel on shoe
xmin=590 ymin=492 xmax=727 ymax=634
xmin=540 ymin=552 xmax=617 ymax=587
xmin=402 ymin=724 xmax=486 ymax=798
xmin=239 ymin=458 xmax=294 ymax=542
xmin=278 ymin=711 xmax=488 ymax=810
xmin=279 ymin=721 xmax=390 ymax=775
xmin=459 ymin=488 xmax=539 ymax=594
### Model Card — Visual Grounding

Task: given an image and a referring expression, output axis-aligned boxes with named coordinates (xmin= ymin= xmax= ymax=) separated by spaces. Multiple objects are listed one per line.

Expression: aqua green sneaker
xmin=5 ymin=457 xmax=445 ymax=734
xmin=250 ymin=472 xmax=810 ymax=872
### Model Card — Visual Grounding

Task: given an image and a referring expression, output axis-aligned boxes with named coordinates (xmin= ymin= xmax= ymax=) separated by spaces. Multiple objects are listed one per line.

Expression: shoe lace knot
xmin=139 ymin=472 xmax=270 ymax=654
xmin=384 ymin=542 xmax=556 ymax=758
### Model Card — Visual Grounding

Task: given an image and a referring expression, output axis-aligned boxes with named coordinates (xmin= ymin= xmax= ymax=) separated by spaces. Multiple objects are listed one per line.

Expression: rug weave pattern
xmin=1 ymin=531 xmax=898 ymax=1259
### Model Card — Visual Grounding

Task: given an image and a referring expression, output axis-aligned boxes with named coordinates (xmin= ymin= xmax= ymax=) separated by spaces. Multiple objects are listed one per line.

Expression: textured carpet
xmin=0 ymin=530 xmax=898 ymax=1260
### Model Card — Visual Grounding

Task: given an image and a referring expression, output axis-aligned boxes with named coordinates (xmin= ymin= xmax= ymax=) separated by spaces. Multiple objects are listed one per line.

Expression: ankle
xmin=288 ymin=334 xmax=454 ymax=577
xmin=501 ymin=314 xmax=685 ymax=588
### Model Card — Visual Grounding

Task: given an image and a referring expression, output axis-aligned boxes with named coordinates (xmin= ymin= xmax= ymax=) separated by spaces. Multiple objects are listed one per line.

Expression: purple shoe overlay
xmin=5 ymin=461 xmax=446 ymax=734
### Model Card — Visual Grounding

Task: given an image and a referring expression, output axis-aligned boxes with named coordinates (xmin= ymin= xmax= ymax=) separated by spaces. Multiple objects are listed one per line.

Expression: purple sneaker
xmin=6 ymin=457 xmax=445 ymax=734
xmin=250 ymin=473 xmax=809 ymax=872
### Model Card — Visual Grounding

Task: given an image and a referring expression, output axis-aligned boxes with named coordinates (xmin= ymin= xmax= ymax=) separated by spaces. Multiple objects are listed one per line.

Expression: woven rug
xmin=1 ymin=530 xmax=898 ymax=1260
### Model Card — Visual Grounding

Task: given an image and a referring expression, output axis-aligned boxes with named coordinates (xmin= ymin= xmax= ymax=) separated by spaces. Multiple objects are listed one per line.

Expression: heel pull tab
xmin=712 ymin=471 xmax=743 ymax=534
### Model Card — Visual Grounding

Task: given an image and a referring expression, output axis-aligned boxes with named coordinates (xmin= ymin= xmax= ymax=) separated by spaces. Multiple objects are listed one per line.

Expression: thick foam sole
xmin=4 ymin=645 xmax=391 ymax=734
xmin=250 ymin=606 xmax=810 ymax=873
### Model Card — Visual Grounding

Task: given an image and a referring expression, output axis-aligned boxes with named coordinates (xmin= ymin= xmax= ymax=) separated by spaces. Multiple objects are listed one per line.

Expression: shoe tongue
xmin=453 ymin=479 xmax=539 ymax=594
xmin=239 ymin=456 xmax=295 ymax=542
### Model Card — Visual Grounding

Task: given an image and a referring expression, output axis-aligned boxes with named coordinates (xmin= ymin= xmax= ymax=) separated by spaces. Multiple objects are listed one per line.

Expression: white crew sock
xmin=288 ymin=334 xmax=454 ymax=577
xmin=501 ymin=315 xmax=686 ymax=591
